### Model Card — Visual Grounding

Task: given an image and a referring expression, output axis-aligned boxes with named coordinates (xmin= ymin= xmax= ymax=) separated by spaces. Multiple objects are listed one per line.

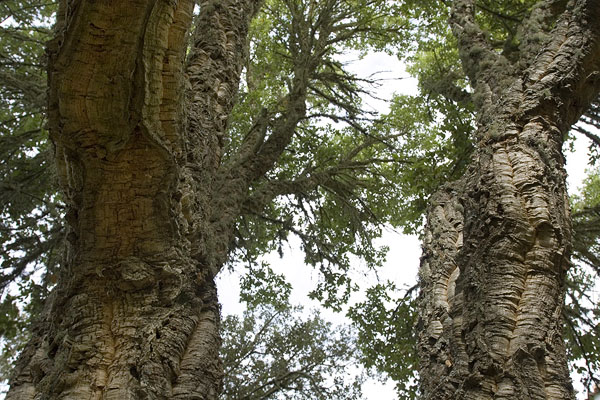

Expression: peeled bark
xmin=418 ymin=1 xmax=600 ymax=399
xmin=7 ymin=0 xmax=261 ymax=398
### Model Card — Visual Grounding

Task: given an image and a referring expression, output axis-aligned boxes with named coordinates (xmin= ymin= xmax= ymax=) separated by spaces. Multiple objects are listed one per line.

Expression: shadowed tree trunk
xmin=7 ymin=0 xmax=262 ymax=398
xmin=418 ymin=1 xmax=600 ymax=399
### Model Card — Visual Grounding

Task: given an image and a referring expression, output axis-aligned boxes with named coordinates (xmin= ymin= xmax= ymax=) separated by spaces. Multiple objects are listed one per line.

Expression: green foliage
xmin=573 ymin=168 xmax=600 ymax=210
xmin=239 ymin=262 xmax=292 ymax=311
xmin=472 ymin=0 xmax=539 ymax=46
xmin=567 ymin=167 xmax=600 ymax=392
xmin=221 ymin=304 xmax=367 ymax=400
xmin=226 ymin=0 xmax=421 ymax=310
xmin=0 ymin=0 xmax=61 ymax=294
xmin=381 ymin=94 xmax=475 ymax=233
xmin=348 ymin=283 xmax=419 ymax=399
xmin=0 ymin=0 xmax=61 ymax=382
xmin=564 ymin=267 xmax=600 ymax=393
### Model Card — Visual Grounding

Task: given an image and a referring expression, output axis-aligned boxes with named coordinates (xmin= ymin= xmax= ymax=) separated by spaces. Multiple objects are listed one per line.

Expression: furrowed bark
xmin=418 ymin=1 xmax=600 ymax=399
xmin=183 ymin=0 xmax=263 ymax=272
xmin=7 ymin=0 xmax=260 ymax=399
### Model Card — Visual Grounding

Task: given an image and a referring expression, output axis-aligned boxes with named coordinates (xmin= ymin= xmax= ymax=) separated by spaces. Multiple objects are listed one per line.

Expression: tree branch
xmin=450 ymin=0 xmax=512 ymax=85
xmin=521 ymin=0 xmax=600 ymax=129
xmin=573 ymin=125 xmax=600 ymax=149
xmin=515 ymin=0 xmax=568 ymax=68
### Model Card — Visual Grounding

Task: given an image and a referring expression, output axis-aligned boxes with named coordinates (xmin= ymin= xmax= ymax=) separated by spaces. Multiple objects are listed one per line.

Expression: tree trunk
xmin=7 ymin=0 xmax=260 ymax=398
xmin=417 ymin=1 xmax=600 ymax=399
xmin=418 ymin=125 xmax=574 ymax=399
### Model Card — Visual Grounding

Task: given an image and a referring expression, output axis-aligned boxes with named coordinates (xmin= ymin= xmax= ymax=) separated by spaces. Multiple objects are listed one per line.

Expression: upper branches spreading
xmin=204 ymin=0 xmax=412 ymax=306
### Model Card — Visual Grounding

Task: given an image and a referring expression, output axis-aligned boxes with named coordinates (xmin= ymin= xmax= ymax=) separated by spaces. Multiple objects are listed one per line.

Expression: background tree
xmin=568 ymin=167 xmax=600 ymax=393
xmin=346 ymin=1 xmax=600 ymax=397
xmin=221 ymin=304 xmax=366 ymax=400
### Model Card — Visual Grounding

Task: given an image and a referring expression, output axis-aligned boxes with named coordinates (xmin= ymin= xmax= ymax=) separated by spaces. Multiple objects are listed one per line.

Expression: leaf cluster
xmin=567 ymin=167 xmax=600 ymax=393
xmin=0 ymin=0 xmax=61 ymax=381
xmin=348 ymin=282 xmax=419 ymax=399
xmin=0 ymin=0 xmax=60 ymax=293
xmin=225 ymin=0 xmax=417 ymax=309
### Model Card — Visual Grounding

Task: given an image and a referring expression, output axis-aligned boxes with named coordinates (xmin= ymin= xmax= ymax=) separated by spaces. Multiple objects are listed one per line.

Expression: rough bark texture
xmin=418 ymin=1 xmax=600 ymax=399
xmin=7 ymin=0 xmax=261 ymax=398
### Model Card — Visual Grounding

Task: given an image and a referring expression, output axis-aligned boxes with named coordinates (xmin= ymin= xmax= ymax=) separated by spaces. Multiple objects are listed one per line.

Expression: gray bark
xmin=418 ymin=1 xmax=600 ymax=399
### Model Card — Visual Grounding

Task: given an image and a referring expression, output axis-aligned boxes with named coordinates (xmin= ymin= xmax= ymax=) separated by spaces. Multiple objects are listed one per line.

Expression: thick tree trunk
xmin=417 ymin=1 xmax=600 ymax=399
xmin=418 ymin=120 xmax=574 ymax=399
xmin=7 ymin=0 xmax=260 ymax=398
